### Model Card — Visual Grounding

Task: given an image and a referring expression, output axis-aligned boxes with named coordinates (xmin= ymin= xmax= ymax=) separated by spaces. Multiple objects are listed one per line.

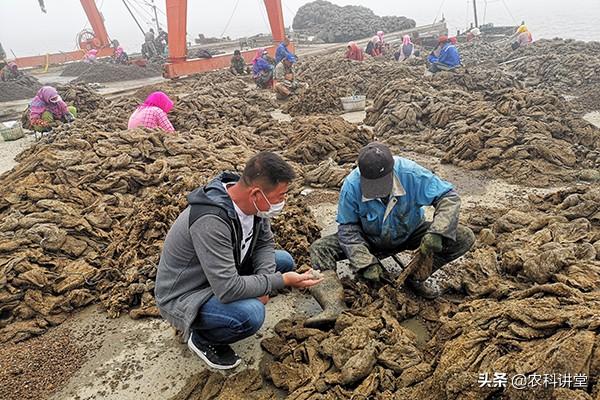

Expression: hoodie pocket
xmin=160 ymin=268 xmax=185 ymax=302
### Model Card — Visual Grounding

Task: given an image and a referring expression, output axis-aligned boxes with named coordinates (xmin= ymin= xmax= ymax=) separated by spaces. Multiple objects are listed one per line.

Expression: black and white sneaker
xmin=187 ymin=331 xmax=241 ymax=370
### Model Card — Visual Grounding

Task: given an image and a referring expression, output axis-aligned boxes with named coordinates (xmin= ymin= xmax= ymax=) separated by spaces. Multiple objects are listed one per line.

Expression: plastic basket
xmin=0 ymin=122 xmax=25 ymax=142
xmin=340 ymin=95 xmax=366 ymax=112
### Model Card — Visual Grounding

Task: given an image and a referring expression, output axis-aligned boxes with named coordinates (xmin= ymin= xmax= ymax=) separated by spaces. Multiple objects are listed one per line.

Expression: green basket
xmin=0 ymin=123 xmax=25 ymax=142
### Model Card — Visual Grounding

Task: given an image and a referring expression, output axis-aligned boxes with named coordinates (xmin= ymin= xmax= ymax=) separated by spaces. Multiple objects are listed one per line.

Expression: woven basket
xmin=340 ymin=95 xmax=366 ymax=112
xmin=0 ymin=123 xmax=25 ymax=142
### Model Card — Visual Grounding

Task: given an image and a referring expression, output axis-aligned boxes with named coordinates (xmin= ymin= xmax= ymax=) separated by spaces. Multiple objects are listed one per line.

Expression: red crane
xmin=164 ymin=0 xmax=291 ymax=78
xmin=14 ymin=0 xmax=113 ymax=68
xmin=14 ymin=0 xmax=291 ymax=78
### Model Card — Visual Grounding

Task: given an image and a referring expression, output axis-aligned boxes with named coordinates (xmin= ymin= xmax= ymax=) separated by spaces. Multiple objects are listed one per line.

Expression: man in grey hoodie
xmin=156 ymin=152 xmax=322 ymax=369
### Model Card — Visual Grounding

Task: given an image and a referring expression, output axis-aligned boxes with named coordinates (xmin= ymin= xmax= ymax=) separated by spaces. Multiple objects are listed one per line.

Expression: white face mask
xmin=253 ymin=189 xmax=285 ymax=219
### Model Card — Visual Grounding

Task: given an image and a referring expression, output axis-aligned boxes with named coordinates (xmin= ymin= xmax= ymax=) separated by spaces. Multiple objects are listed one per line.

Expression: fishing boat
xmin=455 ymin=0 xmax=518 ymax=42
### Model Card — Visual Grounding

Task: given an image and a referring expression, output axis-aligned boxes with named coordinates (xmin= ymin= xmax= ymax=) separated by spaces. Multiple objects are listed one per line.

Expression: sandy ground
xmin=0 ymin=102 xmax=594 ymax=399
xmin=584 ymin=111 xmax=600 ymax=128
xmin=47 ymin=292 xmax=320 ymax=400
xmin=0 ymin=134 xmax=35 ymax=174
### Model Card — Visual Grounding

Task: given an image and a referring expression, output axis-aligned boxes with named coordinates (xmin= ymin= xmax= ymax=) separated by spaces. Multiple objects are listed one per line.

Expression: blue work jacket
xmin=337 ymin=157 xmax=454 ymax=250
xmin=428 ymin=43 xmax=461 ymax=67
xmin=275 ymin=42 xmax=297 ymax=64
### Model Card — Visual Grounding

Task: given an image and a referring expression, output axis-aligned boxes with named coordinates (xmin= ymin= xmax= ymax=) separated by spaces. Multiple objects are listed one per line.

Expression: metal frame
xmin=14 ymin=0 xmax=111 ymax=68
xmin=163 ymin=0 xmax=288 ymax=78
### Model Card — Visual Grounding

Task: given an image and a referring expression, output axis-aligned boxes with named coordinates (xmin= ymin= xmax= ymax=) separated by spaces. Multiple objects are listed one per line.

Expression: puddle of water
xmin=400 ymin=318 xmax=431 ymax=347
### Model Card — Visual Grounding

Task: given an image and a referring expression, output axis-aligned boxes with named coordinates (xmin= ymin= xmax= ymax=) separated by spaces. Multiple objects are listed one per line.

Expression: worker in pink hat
xmin=28 ymin=86 xmax=76 ymax=132
xmin=128 ymin=91 xmax=175 ymax=133
xmin=83 ymin=49 xmax=99 ymax=63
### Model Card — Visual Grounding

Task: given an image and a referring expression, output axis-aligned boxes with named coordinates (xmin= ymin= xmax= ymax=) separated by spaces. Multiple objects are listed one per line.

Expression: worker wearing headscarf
xmin=466 ymin=27 xmax=481 ymax=42
xmin=377 ymin=31 xmax=388 ymax=54
xmin=427 ymin=35 xmax=461 ymax=73
xmin=28 ymin=86 xmax=76 ymax=132
xmin=345 ymin=42 xmax=364 ymax=61
xmin=84 ymin=49 xmax=98 ymax=63
xmin=252 ymin=48 xmax=274 ymax=89
xmin=275 ymin=37 xmax=297 ymax=65
xmin=512 ymin=25 xmax=533 ymax=49
xmin=395 ymin=35 xmax=415 ymax=62
xmin=128 ymin=91 xmax=175 ymax=133
xmin=0 ymin=62 xmax=21 ymax=81
xmin=365 ymin=35 xmax=382 ymax=57
xmin=431 ymin=35 xmax=448 ymax=58
xmin=113 ymin=46 xmax=129 ymax=64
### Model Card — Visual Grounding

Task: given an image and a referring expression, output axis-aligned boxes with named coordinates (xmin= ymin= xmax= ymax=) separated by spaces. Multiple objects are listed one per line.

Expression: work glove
xmin=419 ymin=233 xmax=443 ymax=255
xmin=409 ymin=251 xmax=434 ymax=282
xmin=64 ymin=112 xmax=75 ymax=123
xmin=361 ymin=263 xmax=383 ymax=282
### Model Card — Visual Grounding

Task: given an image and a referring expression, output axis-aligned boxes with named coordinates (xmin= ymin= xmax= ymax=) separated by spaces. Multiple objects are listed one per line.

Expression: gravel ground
xmin=0 ymin=327 xmax=87 ymax=400
xmin=0 ymin=80 xmax=41 ymax=102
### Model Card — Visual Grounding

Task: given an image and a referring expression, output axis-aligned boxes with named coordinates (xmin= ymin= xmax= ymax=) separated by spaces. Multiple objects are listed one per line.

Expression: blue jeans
xmin=192 ymin=250 xmax=294 ymax=345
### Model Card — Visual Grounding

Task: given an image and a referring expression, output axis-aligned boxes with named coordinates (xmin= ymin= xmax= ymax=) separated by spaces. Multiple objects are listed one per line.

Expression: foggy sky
xmin=1 ymin=0 xmax=599 ymax=57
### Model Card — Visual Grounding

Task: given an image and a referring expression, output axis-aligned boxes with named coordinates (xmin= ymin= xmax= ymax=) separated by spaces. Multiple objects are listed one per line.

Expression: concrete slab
xmin=584 ymin=111 xmax=600 ymax=128
xmin=97 ymin=77 xmax=167 ymax=97
xmin=0 ymin=134 xmax=35 ymax=173
xmin=50 ymin=291 xmax=320 ymax=400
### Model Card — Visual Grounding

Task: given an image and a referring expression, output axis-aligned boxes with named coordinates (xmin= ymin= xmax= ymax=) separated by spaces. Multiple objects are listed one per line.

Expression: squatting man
xmin=156 ymin=145 xmax=474 ymax=369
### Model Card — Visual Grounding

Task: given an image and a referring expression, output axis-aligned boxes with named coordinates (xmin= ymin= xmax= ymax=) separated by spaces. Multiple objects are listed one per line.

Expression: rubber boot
xmin=407 ymin=269 xmax=450 ymax=300
xmin=304 ymin=270 xmax=348 ymax=330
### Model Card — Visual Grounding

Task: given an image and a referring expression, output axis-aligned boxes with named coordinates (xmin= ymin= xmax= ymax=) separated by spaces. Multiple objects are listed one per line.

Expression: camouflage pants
xmin=310 ymin=222 xmax=475 ymax=273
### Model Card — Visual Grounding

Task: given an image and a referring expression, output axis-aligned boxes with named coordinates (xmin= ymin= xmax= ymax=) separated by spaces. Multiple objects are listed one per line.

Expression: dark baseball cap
xmin=357 ymin=142 xmax=395 ymax=198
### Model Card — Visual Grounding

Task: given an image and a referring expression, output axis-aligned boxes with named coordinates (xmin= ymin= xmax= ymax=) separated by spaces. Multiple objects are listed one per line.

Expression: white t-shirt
xmin=224 ymin=183 xmax=254 ymax=261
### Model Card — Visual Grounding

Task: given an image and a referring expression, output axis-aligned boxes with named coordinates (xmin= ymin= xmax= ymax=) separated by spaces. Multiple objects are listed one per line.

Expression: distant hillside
xmin=292 ymin=0 xmax=416 ymax=43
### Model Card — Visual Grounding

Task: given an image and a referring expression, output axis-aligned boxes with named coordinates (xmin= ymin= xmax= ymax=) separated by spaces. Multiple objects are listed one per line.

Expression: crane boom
xmin=13 ymin=0 xmax=113 ymax=68
xmin=164 ymin=0 xmax=290 ymax=78
xmin=80 ymin=0 xmax=111 ymax=48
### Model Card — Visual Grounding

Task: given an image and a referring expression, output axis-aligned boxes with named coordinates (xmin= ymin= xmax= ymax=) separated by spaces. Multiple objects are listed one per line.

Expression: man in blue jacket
xmin=428 ymin=36 xmax=461 ymax=73
xmin=275 ymin=36 xmax=297 ymax=65
xmin=307 ymin=143 xmax=475 ymax=328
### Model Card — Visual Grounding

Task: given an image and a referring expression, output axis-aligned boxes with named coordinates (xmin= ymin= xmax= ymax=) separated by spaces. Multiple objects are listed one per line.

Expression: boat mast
xmin=473 ymin=0 xmax=479 ymax=27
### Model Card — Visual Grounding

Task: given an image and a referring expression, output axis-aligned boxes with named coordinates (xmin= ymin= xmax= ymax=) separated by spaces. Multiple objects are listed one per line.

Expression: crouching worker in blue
xmin=156 ymin=152 xmax=323 ymax=369
xmin=308 ymin=143 xmax=474 ymax=328
xmin=427 ymin=35 xmax=461 ymax=73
